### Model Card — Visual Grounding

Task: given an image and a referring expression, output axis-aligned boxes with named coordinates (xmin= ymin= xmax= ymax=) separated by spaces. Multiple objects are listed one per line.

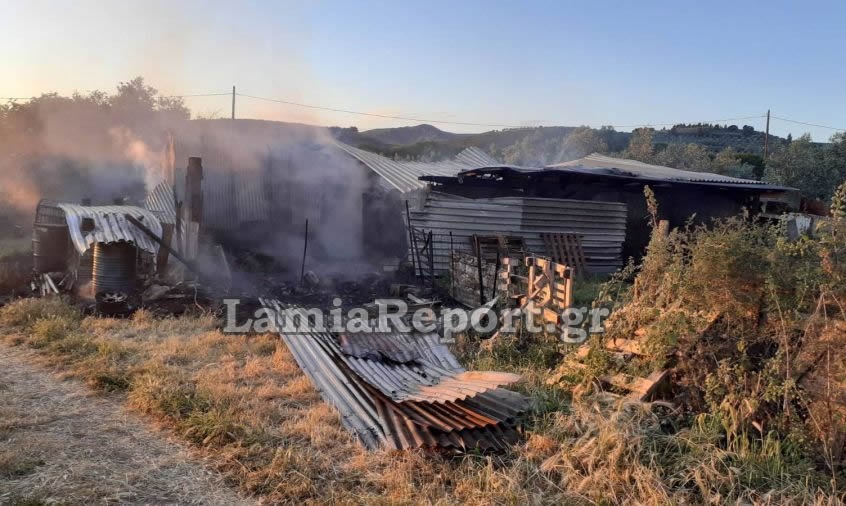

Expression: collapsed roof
xmin=546 ymin=153 xmax=790 ymax=188
xmin=422 ymin=153 xmax=795 ymax=192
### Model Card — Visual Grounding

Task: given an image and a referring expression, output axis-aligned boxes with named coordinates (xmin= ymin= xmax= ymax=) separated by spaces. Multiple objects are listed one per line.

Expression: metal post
xmin=449 ymin=231 xmax=454 ymax=298
xmin=405 ymin=201 xmax=417 ymax=277
xmin=428 ymin=231 xmax=435 ymax=291
xmin=300 ymin=219 xmax=309 ymax=285
xmin=231 ymin=86 xmax=236 ymax=120
xmin=764 ymin=109 xmax=770 ymax=161
xmin=491 ymin=248 xmax=501 ymax=301
xmin=474 ymin=235 xmax=486 ymax=305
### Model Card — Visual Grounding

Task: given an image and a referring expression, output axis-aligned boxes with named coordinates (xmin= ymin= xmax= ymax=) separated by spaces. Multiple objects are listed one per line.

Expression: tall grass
xmin=0 ymin=224 xmax=843 ymax=505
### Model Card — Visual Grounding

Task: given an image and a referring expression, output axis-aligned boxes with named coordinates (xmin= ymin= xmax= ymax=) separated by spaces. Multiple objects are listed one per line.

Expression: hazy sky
xmin=1 ymin=0 xmax=843 ymax=139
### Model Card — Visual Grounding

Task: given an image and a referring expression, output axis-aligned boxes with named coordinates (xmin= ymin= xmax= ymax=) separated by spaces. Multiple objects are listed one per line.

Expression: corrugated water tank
xmin=92 ymin=242 xmax=137 ymax=294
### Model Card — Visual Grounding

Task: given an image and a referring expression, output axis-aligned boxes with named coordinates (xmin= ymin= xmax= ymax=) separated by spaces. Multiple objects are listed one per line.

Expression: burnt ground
xmin=227 ymin=248 xmax=402 ymax=308
xmin=0 ymin=344 xmax=254 ymax=505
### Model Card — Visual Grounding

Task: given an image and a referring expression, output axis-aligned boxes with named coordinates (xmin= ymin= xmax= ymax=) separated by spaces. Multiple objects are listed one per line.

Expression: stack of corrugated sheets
xmin=260 ymin=299 xmax=531 ymax=451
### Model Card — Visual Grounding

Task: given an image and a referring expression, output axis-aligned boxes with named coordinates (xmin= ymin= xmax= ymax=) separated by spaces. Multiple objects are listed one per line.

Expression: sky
xmin=1 ymin=0 xmax=844 ymax=140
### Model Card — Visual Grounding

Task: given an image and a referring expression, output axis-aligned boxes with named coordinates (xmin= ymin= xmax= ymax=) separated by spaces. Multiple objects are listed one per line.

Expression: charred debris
xmin=4 ymin=141 xmax=816 ymax=453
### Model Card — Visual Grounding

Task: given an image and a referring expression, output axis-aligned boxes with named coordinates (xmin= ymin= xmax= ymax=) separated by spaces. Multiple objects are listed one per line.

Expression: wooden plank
xmin=599 ymin=370 xmax=669 ymax=401
xmin=541 ymin=306 xmax=560 ymax=324
xmin=607 ymin=338 xmax=644 ymax=356
xmin=575 ymin=339 xmax=643 ymax=360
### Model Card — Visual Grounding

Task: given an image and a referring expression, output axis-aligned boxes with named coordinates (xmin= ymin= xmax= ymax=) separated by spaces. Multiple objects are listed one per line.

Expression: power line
xmin=771 ymin=116 xmax=845 ymax=132
xmin=236 ymin=92 xmax=528 ymax=128
xmin=610 ymin=115 xmax=766 ymax=129
xmin=0 ymin=92 xmax=231 ymax=101
xmin=3 ymin=87 xmax=842 ymax=134
xmin=238 ymin=93 xmax=770 ymax=130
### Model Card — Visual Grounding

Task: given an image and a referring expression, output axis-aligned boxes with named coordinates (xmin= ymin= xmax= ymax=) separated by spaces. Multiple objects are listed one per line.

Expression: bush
xmin=589 ymin=185 xmax=846 ymax=486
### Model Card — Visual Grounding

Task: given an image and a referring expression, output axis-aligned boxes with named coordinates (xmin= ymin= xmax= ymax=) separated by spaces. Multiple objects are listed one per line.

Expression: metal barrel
xmin=92 ymin=242 xmax=137 ymax=294
xmin=32 ymin=224 xmax=70 ymax=273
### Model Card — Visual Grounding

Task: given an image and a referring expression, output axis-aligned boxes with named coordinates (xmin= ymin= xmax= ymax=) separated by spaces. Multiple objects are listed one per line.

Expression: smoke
xmin=172 ymin=119 xmax=377 ymax=278
xmin=0 ymin=84 xmax=400 ymax=282
xmin=0 ymin=90 xmax=179 ymax=226
xmin=109 ymin=125 xmax=168 ymax=191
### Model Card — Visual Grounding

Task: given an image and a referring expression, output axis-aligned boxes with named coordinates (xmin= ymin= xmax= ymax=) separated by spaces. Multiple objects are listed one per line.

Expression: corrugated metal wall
xmin=406 ymin=192 xmax=627 ymax=274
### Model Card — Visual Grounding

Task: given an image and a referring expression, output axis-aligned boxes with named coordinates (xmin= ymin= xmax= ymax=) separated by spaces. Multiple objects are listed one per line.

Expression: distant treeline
xmin=335 ymin=123 xmax=846 ymax=201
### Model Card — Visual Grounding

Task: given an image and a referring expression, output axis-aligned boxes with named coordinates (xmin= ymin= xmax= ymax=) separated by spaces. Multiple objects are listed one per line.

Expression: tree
xmin=554 ymin=126 xmax=608 ymax=162
xmin=764 ymin=134 xmax=834 ymax=200
xmin=625 ymin=128 xmax=655 ymax=162
xmin=654 ymin=143 xmax=712 ymax=171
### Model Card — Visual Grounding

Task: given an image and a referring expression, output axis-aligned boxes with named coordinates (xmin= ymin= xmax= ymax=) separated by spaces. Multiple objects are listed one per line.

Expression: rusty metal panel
xmin=338 ymin=332 xmax=459 ymax=369
xmin=342 ymin=354 xmax=521 ymax=403
xmin=56 ymin=203 xmax=163 ymax=256
xmin=259 ymin=299 xmax=531 ymax=451
xmin=339 ymin=333 xmax=423 ymax=363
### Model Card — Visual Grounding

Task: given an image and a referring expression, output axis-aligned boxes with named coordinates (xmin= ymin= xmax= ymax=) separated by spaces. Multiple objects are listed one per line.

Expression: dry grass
xmin=0 ymin=297 xmax=843 ymax=504
xmin=0 ymin=344 xmax=251 ymax=505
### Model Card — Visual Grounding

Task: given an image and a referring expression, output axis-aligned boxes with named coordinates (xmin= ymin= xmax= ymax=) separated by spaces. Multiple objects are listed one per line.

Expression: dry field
xmin=0 ymin=296 xmax=841 ymax=505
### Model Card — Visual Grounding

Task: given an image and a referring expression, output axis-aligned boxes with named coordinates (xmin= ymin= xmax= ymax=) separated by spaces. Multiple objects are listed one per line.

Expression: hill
xmin=330 ymin=122 xmax=786 ymax=165
xmin=360 ymin=124 xmax=465 ymax=145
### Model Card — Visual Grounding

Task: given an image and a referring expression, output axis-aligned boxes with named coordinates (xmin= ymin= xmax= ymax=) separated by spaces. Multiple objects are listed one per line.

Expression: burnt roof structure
xmin=419 ymin=154 xmax=797 ymax=262
xmin=548 ymin=153 xmax=794 ymax=190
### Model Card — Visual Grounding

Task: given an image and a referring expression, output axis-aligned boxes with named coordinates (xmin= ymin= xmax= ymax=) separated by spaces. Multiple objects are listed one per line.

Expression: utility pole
xmin=763 ymin=109 xmax=770 ymax=160
xmin=231 ymin=86 xmax=236 ymax=120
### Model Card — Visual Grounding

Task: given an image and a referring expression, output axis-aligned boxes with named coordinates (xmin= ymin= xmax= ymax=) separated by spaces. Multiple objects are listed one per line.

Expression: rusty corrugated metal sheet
xmin=259 ymin=299 xmax=530 ymax=451
xmin=338 ymin=332 xmax=462 ymax=370
xmin=339 ymin=333 xmax=424 ymax=363
xmin=56 ymin=203 xmax=162 ymax=256
xmin=340 ymin=353 xmax=520 ymax=403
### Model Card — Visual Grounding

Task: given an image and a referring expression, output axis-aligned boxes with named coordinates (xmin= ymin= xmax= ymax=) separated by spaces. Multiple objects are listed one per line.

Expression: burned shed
xmin=146 ymin=119 xmax=504 ymax=275
xmin=422 ymin=153 xmax=797 ymax=260
xmin=33 ymin=199 xmax=162 ymax=296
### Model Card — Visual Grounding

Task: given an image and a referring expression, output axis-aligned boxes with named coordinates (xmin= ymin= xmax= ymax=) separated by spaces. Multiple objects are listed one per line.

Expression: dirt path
xmin=0 ymin=344 xmax=254 ymax=505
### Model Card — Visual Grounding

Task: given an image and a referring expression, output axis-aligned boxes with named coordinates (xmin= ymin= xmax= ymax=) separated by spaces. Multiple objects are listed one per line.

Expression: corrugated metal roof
xmin=335 ymin=142 xmax=502 ymax=193
xmin=56 ymin=203 xmax=162 ymax=256
xmin=548 ymin=153 xmax=777 ymax=186
xmin=408 ymin=192 xmax=627 ymax=274
xmin=338 ymin=332 xmax=463 ymax=370
xmin=454 ymin=146 xmax=499 ymax=167
xmin=145 ymin=181 xmax=178 ymax=224
xmin=260 ymin=299 xmax=530 ymax=451
xmin=340 ymin=354 xmax=520 ymax=403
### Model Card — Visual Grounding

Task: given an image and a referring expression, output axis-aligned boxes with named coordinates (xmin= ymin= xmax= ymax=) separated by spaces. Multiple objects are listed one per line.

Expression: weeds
xmin=2 ymin=197 xmax=845 ymax=506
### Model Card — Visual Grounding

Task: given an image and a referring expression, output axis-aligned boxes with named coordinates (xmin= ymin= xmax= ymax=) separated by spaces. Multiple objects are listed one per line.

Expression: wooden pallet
xmin=500 ymin=256 xmax=573 ymax=325
xmin=471 ymin=234 xmax=525 ymax=262
xmin=541 ymin=233 xmax=587 ymax=277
